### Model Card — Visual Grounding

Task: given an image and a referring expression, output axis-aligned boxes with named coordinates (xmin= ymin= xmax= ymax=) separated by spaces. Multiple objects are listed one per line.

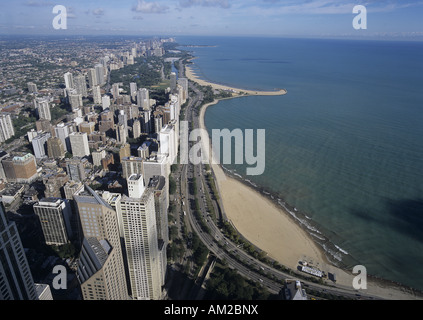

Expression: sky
xmin=1 ymin=0 xmax=423 ymax=40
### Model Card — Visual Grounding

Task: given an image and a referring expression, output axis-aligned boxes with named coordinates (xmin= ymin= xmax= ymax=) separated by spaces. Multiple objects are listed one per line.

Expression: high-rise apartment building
xmin=159 ymin=124 xmax=177 ymax=165
xmin=74 ymin=74 xmax=88 ymax=97
xmin=142 ymin=153 xmax=170 ymax=188
xmin=170 ymin=72 xmax=177 ymax=92
xmin=1 ymin=153 xmax=38 ymax=183
xmin=63 ymin=180 xmax=83 ymax=200
xmin=0 ymin=114 xmax=15 ymax=143
xmin=93 ymin=85 xmax=102 ymax=105
xmin=31 ymin=132 xmax=51 ymax=159
xmin=137 ymin=88 xmax=150 ymax=110
xmin=121 ymin=156 xmax=143 ymax=179
xmin=74 ymin=186 xmax=129 ymax=300
xmin=69 ymin=132 xmax=90 ymax=158
xmin=130 ymin=82 xmax=137 ymax=101
xmin=118 ymin=110 xmax=128 ymax=132
xmin=68 ymin=91 xmax=83 ymax=110
xmin=112 ymin=83 xmax=120 ymax=99
xmin=98 ymin=109 xmax=114 ymax=135
xmin=137 ymin=141 xmax=151 ymax=159
xmin=92 ymin=149 xmax=106 ymax=167
xmin=79 ymin=122 xmax=95 ymax=134
xmin=65 ymin=157 xmax=86 ymax=182
xmin=154 ymin=114 xmax=163 ymax=135
xmin=119 ymin=174 xmax=163 ymax=300
xmin=33 ymin=198 xmax=73 ymax=246
xmin=143 ymin=110 xmax=152 ymax=134
xmin=0 ymin=151 xmax=9 ymax=181
xmin=101 ymin=95 xmax=110 ymax=110
xmin=34 ymin=97 xmax=51 ymax=121
xmin=132 ymin=119 xmax=141 ymax=139
xmin=47 ymin=137 xmax=66 ymax=159
xmin=115 ymin=124 xmax=128 ymax=145
xmin=95 ymin=64 xmax=105 ymax=86
xmin=87 ymin=68 xmax=98 ymax=88
xmin=0 ymin=204 xmax=37 ymax=300
xmin=178 ymin=77 xmax=188 ymax=103
xmin=64 ymin=72 xmax=74 ymax=89
xmin=55 ymin=123 xmax=73 ymax=153
xmin=149 ymin=175 xmax=169 ymax=286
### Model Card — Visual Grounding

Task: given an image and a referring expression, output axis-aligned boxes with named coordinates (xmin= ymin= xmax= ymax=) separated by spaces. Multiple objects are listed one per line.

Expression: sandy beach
xmin=185 ymin=61 xmax=287 ymax=96
xmin=186 ymin=63 xmax=422 ymax=300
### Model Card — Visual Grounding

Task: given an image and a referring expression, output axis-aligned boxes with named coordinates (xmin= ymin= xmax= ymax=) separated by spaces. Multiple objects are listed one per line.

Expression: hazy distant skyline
xmin=1 ymin=0 xmax=423 ymax=40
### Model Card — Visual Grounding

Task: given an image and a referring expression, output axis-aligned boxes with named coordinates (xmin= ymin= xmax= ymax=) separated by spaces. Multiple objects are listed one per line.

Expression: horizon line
xmin=1 ymin=33 xmax=423 ymax=42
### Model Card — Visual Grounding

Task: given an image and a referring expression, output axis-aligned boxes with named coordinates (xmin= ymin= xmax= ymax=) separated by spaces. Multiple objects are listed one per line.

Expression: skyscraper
xmin=98 ymin=109 xmax=114 ymax=135
xmin=143 ymin=110 xmax=152 ymax=134
xmin=93 ymin=85 xmax=102 ymax=105
xmin=34 ymin=97 xmax=51 ymax=121
xmin=119 ymin=174 xmax=163 ymax=300
xmin=64 ymin=72 xmax=74 ymax=89
xmin=31 ymin=132 xmax=51 ymax=159
xmin=121 ymin=156 xmax=143 ymax=179
xmin=159 ymin=124 xmax=177 ymax=165
xmin=47 ymin=137 xmax=66 ymax=159
xmin=95 ymin=64 xmax=105 ymax=86
xmin=154 ymin=114 xmax=163 ymax=135
xmin=112 ymin=83 xmax=120 ymax=99
xmin=118 ymin=110 xmax=128 ymax=131
xmin=149 ymin=175 xmax=169 ymax=286
xmin=115 ymin=124 xmax=128 ymax=145
xmin=69 ymin=132 xmax=90 ymax=158
xmin=87 ymin=68 xmax=98 ymax=88
xmin=170 ymin=72 xmax=177 ymax=92
xmin=101 ymin=95 xmax=110 ymax=110
xmin=68 ymin=91 xmax=83 ymax=110
xmin=0 ymin=114 xmax=15 ymax=143
xmin=65 ymin=157 xmax=86 ymax=182
xmin=74 ymin=74 xmax=88 ymax=98
xmin=130 ymin=82 xmax=137 ymax=101
xmin=137 ymin=141 xmax=151 ymax=159
xmin=1 ymin=153 xmax=38 ymax=183
xmin=142 ymin=153 xmax=170 ymax=188
xmin=74 ymin=186 xmax=129 ymax=300
xmin=54 ymin=123 xmax=73 ymax=153
xmin=137 ymin=88 xmax=150 ymax=110
xmin=91 ymin=149 xmax=106 ymax=167
xmin=132 ymin=119 xmax=141 ymax=139
xmin=0 ymin=204 xmax=37 ymax=300
xmin=33 ymin=198 xmax=73 ymax=246
xmin=178 ymin=77 xmax=188 ymax=103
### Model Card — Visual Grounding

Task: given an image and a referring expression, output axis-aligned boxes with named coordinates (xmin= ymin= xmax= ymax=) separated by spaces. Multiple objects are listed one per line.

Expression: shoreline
xmin=185 ymin=62 xmax=422 ymax=300
xmin=185 ymin=59 xmax=287 ymax=96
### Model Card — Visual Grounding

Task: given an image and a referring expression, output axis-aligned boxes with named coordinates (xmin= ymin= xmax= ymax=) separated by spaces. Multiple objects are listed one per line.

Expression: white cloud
xmin=92 ymin=8 xmax=105 ymax=16
xmin=23 ymin=0 xmax=54 ymax=7
xmin=132 ymin=0 xmax=170 ymax=14
xmin=250 ymin=0 xmax=423 ymax=15
xmin=179 ymin=0 xmax=231 ymax=9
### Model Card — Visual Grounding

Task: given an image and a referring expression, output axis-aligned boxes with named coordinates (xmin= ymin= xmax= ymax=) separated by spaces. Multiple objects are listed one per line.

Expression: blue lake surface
xmin=177 ymin=36 xmax=423 ymax=290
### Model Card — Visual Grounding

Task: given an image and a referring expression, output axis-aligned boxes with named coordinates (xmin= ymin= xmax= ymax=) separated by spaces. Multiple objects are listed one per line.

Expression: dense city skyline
xmin=1 ymin=0 xmax=423 ymax=40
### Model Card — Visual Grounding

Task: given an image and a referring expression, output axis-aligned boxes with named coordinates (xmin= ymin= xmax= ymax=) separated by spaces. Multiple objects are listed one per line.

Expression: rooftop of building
xmin=36 ymin=197 xmax=66 ymax=207
xmin=128 ymin=173 xmax=143 ymax=181
xmin=0 ymin=184 xmax=25 ymax=196
xmin=283 ymin=280 xmax=308 ymax=301
xmin=84 ymin=237 xmax=111 ymax=267
xmin=74 ymin=185 xmax=113 ymax=210
xmin=148 ymin=175 xmax=166 ymax=191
